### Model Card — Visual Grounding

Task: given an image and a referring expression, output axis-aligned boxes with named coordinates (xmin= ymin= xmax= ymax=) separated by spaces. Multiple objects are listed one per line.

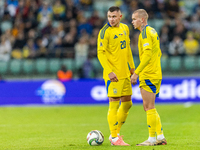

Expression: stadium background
xmin=0 ymin=0 xmax=200 ymax=105
xmin=0 ymin=1 xmax=200 ymax=150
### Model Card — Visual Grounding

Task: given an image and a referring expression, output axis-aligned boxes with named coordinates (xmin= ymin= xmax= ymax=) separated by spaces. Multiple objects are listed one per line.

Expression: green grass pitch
xmin=0 ymin=104 xmax=199 ymax=150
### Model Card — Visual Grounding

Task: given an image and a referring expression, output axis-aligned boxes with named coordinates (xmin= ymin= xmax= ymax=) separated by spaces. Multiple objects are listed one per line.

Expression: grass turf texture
xmin=0 ymin=104 xmax=199 ymax=150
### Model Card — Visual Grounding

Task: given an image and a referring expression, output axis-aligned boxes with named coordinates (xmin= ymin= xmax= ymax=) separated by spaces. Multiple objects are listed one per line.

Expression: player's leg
xmin=117 ymin=95 xmax=132 ymax=134
xmin=108 ymin=97 xmax=129 ymax=146
xmin=156 ymin=111 xmax=167 ymax=145
xmin=137 ymin=87 xmax=157 ymax=146
xmin=113 ymin=78 xmax=132 ymax=145
xmin=106 ymin=79 xmax=120 ymax=142
xmin=156 ymin=112 xmax=163 ymax=136
xmin=107 ymin=97 xmax=120 ymax=139
xmin=154 ymin=80 xmax=167 ymax=145
xmin=136 ymin=79 xmax=157 ymax=146
xmin=106 ymin=78 xmax=130 ymax=146
xmin=137 ymin=79 xmax=166 ymax=146
xmin=117 ymin=78 xmax=132 ymax=134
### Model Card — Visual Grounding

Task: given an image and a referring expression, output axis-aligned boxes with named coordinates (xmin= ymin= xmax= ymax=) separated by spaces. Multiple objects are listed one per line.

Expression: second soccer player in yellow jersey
xmin=131 ymin=9 xmax=167 ymax=146
xmin=97 ymin=6 xmax=135 ymax=146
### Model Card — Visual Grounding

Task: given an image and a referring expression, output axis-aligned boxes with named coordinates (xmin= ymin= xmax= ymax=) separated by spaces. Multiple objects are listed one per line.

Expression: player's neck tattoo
xmin=141 ymin=24 xmax=145 ymax=31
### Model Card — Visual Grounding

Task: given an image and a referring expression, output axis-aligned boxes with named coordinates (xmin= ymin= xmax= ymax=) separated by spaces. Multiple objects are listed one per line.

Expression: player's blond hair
xmin=133 ymin=9 xmax=148 ymax=20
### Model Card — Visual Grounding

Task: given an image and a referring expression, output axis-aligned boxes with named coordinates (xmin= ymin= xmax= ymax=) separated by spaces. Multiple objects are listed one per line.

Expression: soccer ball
xmin=87 ymin=130 xmax=104 ymax=146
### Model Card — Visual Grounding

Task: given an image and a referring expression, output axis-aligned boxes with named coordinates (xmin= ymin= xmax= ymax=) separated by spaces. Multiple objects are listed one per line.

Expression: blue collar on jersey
xmin=107 ymin=22 xmax=122 ymax=27
xmin=107 ymin=22 xmax=112 ymax=27
xmin=144 ymin=25 xmax=149 ymax=28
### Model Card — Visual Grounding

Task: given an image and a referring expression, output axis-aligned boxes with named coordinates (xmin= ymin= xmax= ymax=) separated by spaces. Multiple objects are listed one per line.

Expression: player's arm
xmin=97 ymin=31 xmax=118 ymax=82
xmin=135 ymin=30 xmax=153 ymax=75
xmin=134 ymin=49 xmax=152 ymax=75
xmin=97 ymin=31 xmax=116 ymax=77
xmin=131 ymin=49 xmax=152 ymax=85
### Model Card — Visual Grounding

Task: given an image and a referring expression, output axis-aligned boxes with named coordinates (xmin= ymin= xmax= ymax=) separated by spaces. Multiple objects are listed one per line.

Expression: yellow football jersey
xmin=135 ymin=25 xmax=162 ymax=80
xmin=97 ymin=22 xmax=135 ymax=80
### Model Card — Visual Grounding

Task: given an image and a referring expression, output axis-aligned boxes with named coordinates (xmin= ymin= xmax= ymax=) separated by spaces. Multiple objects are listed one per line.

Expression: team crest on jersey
xmin=113 ymin=88 xmax=117 ymax=94
xmin=123 ymin=31 xmax=126 ymax=35
xmin=114 ymin=35 xmax=118 ymax=39
xmin=119 ymin=33 xmax=123 ymax=36
xmin=151 ymin=29 xmax=156 ymax=34
xmin=100 ymin=42 xmax=103 ymax=47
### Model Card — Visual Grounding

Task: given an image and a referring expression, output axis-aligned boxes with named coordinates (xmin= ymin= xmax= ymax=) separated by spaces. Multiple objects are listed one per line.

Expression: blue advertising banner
xmin=0 ymin=77 xmax=200 ymax=105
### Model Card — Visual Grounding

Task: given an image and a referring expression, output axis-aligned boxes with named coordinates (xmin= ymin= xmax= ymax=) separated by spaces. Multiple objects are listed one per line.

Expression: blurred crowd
xmin=124 ymin=0 xmax=200 ymax=57
xmin=0 ymin=0 xmax=200 ymax=64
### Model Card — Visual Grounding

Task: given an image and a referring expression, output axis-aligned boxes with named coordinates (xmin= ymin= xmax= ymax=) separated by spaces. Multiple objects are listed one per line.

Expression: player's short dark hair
xmin=108 ymin=6 xmax=120 ymax=12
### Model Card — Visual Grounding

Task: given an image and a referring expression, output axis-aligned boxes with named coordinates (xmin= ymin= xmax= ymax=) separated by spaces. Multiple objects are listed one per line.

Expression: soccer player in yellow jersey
xmin=131 ymin=9 xmax=167 ymax=146
xmin=97 ymin=6 xmax=135 ymax=146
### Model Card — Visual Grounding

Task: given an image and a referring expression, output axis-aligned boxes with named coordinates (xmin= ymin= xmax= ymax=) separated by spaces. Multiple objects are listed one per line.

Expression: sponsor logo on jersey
xmin=114 ymin=35 xmax=118 ymax=39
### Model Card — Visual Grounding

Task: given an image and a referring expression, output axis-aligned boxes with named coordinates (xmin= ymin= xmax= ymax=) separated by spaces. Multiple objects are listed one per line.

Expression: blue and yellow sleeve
xmin=135 ymin=29 xmax=152 ymax=75
xmin=97 ymin=26 xmax=112 ymax=74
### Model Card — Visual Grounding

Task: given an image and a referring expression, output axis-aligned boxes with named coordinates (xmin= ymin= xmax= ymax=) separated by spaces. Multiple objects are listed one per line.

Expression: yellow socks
xmin=107 ymin=101 xmax=119 ymax=138
xmin=156 ymin=110 xmax=163 ymax=136
xmin=146 ymin=108 xmax=157 ymax=137
xmin=107 ymin=100 xmax=132 ymax=138
xmin=117 ymin=101 xmax=132 ymax=134
xmin=146 ymin=108 xmax=164 ymax=139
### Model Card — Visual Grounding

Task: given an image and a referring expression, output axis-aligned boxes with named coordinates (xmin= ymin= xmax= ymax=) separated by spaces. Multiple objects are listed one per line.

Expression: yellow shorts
xmin=104 ymin=77 xmax=132 ymax=97
xmin=139 ymin=79 xmax=162 ymax=97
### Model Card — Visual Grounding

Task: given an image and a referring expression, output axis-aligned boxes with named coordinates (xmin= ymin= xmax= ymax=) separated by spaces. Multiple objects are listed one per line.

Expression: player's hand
xmin=108 ymin=72 xmax=118 ymax=82
xmin=131 ymin=73 xmax=138 ymax=85
xmin=130 ymin=68 xmax=135 ymax=76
